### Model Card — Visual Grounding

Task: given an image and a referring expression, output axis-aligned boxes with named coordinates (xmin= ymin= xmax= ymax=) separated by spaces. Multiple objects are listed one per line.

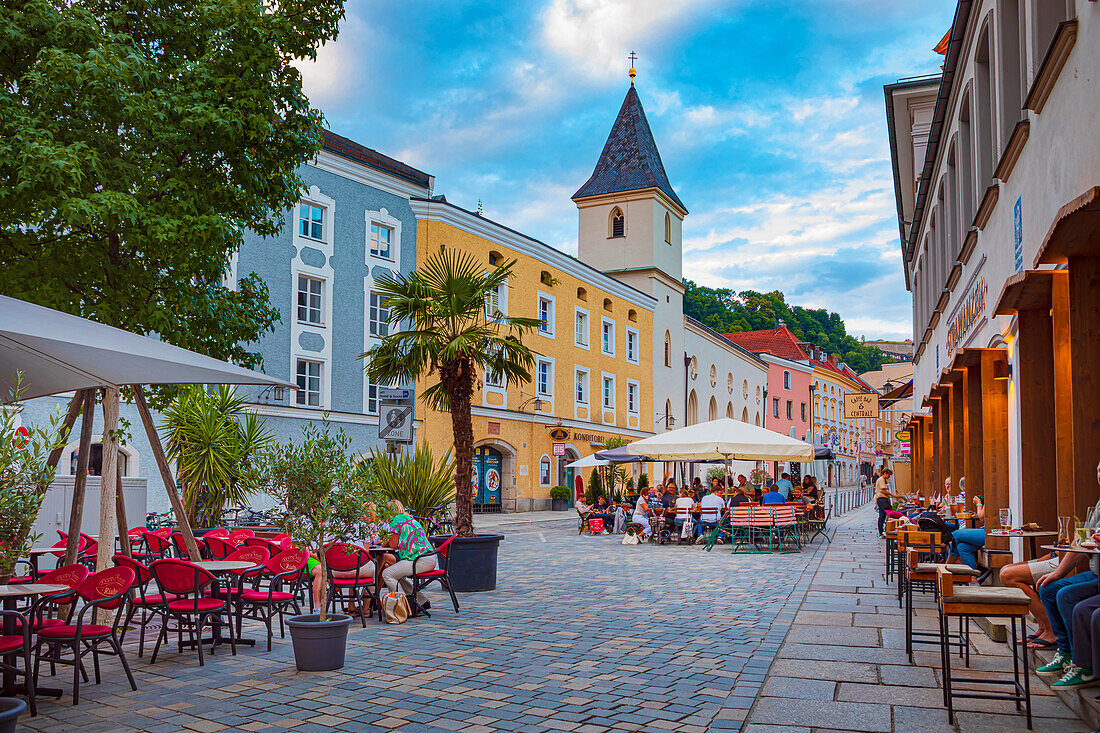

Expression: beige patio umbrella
xmin=0 ymin=295 xmax=294 ymax=569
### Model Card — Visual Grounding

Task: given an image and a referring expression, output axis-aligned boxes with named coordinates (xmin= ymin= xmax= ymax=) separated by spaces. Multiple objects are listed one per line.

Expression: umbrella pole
xmin=96 ymin=387 xmax=120 ymax=574
xmin=133 ymin=385 xmax=201 ymax=561
xmin=64 ymin=389 xmax=96 ymax=567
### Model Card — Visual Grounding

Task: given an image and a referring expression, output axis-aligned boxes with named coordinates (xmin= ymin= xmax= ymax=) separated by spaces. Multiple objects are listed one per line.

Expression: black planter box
xmin=433 ymin=534 xmax=503 ymax=592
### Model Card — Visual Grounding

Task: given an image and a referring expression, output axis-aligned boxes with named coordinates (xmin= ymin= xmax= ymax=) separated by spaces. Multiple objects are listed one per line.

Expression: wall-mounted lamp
xmin=993 ymin=360 xmax=1012 ymax=381
xmin=273 ymin=386 xmax=286 ymax=401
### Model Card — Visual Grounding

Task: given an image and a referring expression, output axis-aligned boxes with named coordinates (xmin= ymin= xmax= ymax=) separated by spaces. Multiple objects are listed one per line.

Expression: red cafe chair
xmin=148 ymin=559 xmax=232 ymax=667
xmin=237 ymin=549 xmax=306 ymax=650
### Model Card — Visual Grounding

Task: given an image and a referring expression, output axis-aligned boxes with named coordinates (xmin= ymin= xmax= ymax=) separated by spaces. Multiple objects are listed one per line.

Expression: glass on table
xmin=1058 ymin=516 xmax=1072 ymax=546
xmin=999 ymin=508 xmax=1012 ymax=532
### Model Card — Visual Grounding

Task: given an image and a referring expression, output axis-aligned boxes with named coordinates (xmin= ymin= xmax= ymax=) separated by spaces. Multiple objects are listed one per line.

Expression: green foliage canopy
xmin=0 ymin=0 xmax=346 ymax=377
xmin=683 ymin=281 xmax=894 ymax=374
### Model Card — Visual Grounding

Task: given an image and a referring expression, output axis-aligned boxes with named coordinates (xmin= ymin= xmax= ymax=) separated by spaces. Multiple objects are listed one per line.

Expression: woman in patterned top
xmin=379 ymin=501 xmax=438 ymax=610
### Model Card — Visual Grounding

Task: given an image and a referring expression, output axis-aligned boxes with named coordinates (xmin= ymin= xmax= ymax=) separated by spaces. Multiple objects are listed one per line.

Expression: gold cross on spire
xmin=628 ymin=51 xmax=637 ymax=84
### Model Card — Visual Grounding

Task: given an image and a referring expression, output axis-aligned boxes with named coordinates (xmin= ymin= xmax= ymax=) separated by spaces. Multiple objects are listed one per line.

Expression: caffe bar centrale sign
xmin=946 ymin=275 xmax=988 ymax=356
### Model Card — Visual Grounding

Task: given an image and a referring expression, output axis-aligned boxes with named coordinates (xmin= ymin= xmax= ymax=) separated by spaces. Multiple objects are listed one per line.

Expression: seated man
xmin=761 ymin=483 xmax=786 ymax=504
xmin=726 ymin=483 xmax=751 ymax=507
xmin=661 ymin=486 xmax=677 ymax=509
xmin=775 ymin=473 xmax=794 ymax=499
xmin=587 ymin=496 xmax=614 ymax=534
xmin=1058 ymin=537 xmax=1100 ymax=689
xmin=698 ymin=486 xmax=727 ymax=538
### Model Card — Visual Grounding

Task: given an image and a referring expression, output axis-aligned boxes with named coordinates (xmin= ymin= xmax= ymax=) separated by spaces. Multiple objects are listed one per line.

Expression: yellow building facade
xmin=410 ymin=197 xmax=656 ymax=512
xmin=809 ymin=353 xmax=867 ymax=487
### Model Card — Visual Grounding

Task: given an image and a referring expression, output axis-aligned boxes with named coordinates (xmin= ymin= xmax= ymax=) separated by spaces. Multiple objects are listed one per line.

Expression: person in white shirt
xmin=631 ymin=487 xmax=655 ymax=539
xmin=698 ymin=486 xmax=728 ymax=538
xmin=673 ymin=488 xmax=697 ymax=540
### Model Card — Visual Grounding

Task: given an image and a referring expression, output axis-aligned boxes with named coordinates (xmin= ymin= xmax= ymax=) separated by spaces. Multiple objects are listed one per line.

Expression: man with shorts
xmin=999 ymin=551 xmax=1060 ymax=649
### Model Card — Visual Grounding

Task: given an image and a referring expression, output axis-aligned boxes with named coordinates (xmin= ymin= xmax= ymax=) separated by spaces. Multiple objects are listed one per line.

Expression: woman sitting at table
xmin=949 ymin=495 xmax=986 ymax=570
xmin=631 ymin=487 xmax=655 ymax=539
xmin=379 ymin=502 xmax=438 ymax=610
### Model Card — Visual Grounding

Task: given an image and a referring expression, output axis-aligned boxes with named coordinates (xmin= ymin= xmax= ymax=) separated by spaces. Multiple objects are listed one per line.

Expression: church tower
xmin=574 ymin=69 xmax=688 ymax=434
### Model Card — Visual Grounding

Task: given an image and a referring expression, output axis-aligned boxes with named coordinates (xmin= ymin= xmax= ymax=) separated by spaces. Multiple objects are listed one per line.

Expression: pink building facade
xmin=760 ymin=354 xmax=814 ymax=445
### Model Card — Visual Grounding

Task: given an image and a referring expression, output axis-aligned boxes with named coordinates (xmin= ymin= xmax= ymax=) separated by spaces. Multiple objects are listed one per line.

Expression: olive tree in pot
xmin=362 ymin=250 xmax=540 ymax=592
xmin=246 ymin=423 xmax=378 ymax=671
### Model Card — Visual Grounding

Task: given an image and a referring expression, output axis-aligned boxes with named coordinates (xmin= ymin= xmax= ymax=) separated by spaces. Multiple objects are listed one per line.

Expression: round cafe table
xmin=193 ymin=560 xmax=261 ymax=648
xmin=991 ymin=530 xmax=1059 ymax=560
xmin=0 ymin=583 xmax=68 ymax=698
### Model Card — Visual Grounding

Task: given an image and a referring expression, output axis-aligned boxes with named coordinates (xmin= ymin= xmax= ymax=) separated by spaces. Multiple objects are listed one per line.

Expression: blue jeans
xmin=1039 ymin=572 xmax=1098 ymax=654
xmin=951 ymin=528 xmax=985 ymax=570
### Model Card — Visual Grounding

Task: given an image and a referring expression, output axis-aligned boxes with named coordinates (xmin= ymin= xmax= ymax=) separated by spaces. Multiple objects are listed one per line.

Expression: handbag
xmin=382 ymin=591 xmax=410 ymax=624
xmin=680 ymin=517 xmax=694 ymax=539
xmin=621 ymin=531 xmax=639 ymax=545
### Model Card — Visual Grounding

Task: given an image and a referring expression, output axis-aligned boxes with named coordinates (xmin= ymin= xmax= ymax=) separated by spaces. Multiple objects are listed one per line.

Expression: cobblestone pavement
xmin=19 ymin=506 xmax=1087 ymax=732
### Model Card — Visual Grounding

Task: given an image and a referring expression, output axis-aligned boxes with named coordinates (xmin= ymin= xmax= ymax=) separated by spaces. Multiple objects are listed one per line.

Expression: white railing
xmin=825 ymin=486 xmax=873 ymax=517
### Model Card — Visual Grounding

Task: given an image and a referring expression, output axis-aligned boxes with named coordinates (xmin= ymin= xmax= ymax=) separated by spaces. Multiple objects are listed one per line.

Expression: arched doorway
xmin=472 ymin=446 xmax=503 ymax=513
xmin=558 ymin=446 xmax=579 ymax=492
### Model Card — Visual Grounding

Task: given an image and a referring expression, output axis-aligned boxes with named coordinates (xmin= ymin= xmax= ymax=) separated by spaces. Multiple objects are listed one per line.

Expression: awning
xmin=623 ymin=418 xmax=814 ymax=462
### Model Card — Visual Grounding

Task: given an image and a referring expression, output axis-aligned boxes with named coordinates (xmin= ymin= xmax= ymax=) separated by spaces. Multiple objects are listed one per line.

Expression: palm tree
xmin=361 ymin=250 xmax=540 ymax=536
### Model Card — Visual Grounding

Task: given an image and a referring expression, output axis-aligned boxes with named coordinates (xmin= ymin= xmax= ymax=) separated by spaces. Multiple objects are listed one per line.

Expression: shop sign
xmin=895 ymin=430 xmax=911 ymax=442
xmin=1014 ymin=197 xmax=1023 ymax=274
xmin=552 ymin=443 xmax=565 ymax=456
xmin=946 ymin=276 xmax=987 ymax=356
xmin=844 ymin=392 xmax=878 ymax=419
xmin=571 ymin=431 xmax=606 ymax=444
xmin=548 ymin=427 xmax=569 ymax=441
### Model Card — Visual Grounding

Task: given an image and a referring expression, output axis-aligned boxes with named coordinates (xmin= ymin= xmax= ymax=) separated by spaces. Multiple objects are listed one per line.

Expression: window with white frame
xmin=484 ymin=362 xmax=504 ymax=388
xmin=574 ymin=308 xmax=589 ymax=348
xmin=575 ymin=368 xmax=589 ymax=404
xmin=370 ymin=221 xmax=393 ymax=260
xmin=626 ymin=327 xmax=638 ymax=364
xmin=368 ymin=291 xmax=390 ymax=338
xmin=297 ymin=275 xmax=323 ymax=325
xmin=601 ymin=318 xmax=614 ymax=355
xmin=602 ymin=374 xmax=615 ymax=410
xmin=538 ymin=294 xmax=554 ymax=336
xmin=536 ymin=358 xmax=553 ymax=397
xmin=295 ymin=359 xmax=322 ymax=407
xmin=484 ymin=281 xmax=507 ymax=323
xmin=627 ymin=380 xmax=639 ymax=414
xmin=783 ymin=370 xmax=791 ymax=389
xmin=539 ymin=456 xmax=551 ymax=486
xmin=298 ymin=203 xmax=325 ymax=241
xmin=365 ymin=381 xmax=379 ymax=415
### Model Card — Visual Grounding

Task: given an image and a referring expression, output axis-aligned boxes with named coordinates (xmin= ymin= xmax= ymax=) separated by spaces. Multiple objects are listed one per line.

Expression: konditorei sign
xmin=946 ymin=275 xmax=988 ymax=356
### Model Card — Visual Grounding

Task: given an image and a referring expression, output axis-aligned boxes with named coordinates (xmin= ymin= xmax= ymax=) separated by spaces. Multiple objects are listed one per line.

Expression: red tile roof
xmin=723 ymin=326 xmax=808 ymax=362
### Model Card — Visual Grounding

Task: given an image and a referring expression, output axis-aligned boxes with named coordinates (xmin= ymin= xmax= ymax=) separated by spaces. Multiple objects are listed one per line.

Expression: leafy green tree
xmin=0 ymin=0 xmax=346 ymax=378
xmin=362 ymin=251 xmax=540 ymax=537
xmin=587 ymin=468 xmax=604 ymax=504
xmin=161 ymin=386 xmax=273 ymax=527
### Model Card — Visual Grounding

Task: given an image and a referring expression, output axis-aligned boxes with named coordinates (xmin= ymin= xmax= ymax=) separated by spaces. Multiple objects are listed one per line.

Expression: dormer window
xmin=609 ymin=207 xmax=625 ymax=238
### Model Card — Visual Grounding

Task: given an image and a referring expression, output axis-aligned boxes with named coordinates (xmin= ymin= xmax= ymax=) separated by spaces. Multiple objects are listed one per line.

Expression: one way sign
xmin=378 ymin=404 xmax=413 ymax=442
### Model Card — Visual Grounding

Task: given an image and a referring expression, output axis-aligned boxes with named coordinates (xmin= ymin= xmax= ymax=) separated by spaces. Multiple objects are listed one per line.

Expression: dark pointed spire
xmin=572 ymin=85 xmax=686 ymax=213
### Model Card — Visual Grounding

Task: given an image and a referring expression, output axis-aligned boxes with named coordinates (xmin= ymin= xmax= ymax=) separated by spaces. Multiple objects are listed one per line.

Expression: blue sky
xmin=298 ymin=0 xmax=956 ymax=341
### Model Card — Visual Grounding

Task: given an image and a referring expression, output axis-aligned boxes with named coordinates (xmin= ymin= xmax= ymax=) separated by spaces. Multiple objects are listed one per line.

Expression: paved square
xmin=19 ymin=506 xmax=1085 ymax=732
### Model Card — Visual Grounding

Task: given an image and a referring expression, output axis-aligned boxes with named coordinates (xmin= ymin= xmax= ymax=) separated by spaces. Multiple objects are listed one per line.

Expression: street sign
xmin=549 ymin=428 xmax=569 ymax=441
xmin=378 ymin=404 xmax=414 ymax=442
xmin=12 ymin=425 xmax=28 ymax=450
xmin=900 ymin=441 xmax=911 ymax=456
xmin=379 ymin=387 xmax=412 ymax=401
xmin=844 ymin=392 xmax=879 ymax=419
xmin=552 ymin=443 xmax=565 ymax=456
xmin=895 ymin=430 xmax=911 ymax=442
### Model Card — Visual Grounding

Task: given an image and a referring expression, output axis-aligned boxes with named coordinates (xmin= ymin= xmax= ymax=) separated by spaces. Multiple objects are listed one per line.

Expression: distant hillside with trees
xmin=683 ymin=280 xmax=894 ymax=375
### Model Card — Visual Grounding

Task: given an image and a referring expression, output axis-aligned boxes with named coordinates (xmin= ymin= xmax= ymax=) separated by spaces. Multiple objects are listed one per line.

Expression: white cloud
xmin=541 ymin=0 xmax=718 ymax=78
xmin=292 ymin=14 xmax=371 ymax=111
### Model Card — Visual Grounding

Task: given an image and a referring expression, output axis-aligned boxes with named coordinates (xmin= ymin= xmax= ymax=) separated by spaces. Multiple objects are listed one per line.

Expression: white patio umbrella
xmin=566 ymin=454 xmax=609 ymax=469
xmin=0 ymin=295 xmax=293 ymax=400
xmin=0 ymin=295 xmax=294 ymax=569
xmin=623 ymin=418 xmax=814 ymax=462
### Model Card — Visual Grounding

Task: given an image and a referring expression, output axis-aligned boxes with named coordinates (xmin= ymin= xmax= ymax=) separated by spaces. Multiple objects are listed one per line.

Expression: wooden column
xmin=1068 ymin=255 xmax=1100 ymax=518
xmin=981 ymin=350 xmax=1010 ymax=551
xmin=65 ymin=389 xmax=96 ymax=566
xmin=96 ymin=386 xmax=119 ymax=573
xmin=911 ymin=421 xmax=922 ymax=499
xmin=921 ymin=416 xmax=934 ymax=498
xmin=965 ymin=361 xmax=985 ymax=510
xmin=938 ymin=391 xmax=952 ymax=496
xmin=1052 ymin=270 xmax=1075 ymax=518
xmin=1017 ymin=306 xmax=1058 ymax=532
xmin=931 ymin=400 xmax=942 ymax=499
xmin=950 ymin=376 xmax=966 ymax=500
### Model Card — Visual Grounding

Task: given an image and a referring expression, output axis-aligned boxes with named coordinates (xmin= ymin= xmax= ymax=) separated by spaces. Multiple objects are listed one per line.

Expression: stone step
xmin=1030 ymin=646 xmax=1100 ymax=728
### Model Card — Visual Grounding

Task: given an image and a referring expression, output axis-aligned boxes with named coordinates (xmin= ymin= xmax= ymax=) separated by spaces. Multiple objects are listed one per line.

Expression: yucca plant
xmin=161 ymin=385 xmax=273 ymax=527
xmin=365 ymin=442 xmax=455 ymax=518
xmin=361 ymin=249 xmax=540 ymax=537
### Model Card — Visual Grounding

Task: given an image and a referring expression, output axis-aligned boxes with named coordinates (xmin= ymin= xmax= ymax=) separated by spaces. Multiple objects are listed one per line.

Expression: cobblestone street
xmin=21 ymin=506 xmax=1086 ymax=732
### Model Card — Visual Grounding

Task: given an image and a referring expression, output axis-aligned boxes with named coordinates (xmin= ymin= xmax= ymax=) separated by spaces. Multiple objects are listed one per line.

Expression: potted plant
xmin=246 ymin=423 xmax=379 ymax=671
xmin=0 ymin=376 xmax=70 ymax=584
xmin=550 ymin=486 xmax=572 ymax=511
xmin=362 ymin=250 xmax=540 ymax=592
xmin=749 ymin=467 xmax=771 ymax=491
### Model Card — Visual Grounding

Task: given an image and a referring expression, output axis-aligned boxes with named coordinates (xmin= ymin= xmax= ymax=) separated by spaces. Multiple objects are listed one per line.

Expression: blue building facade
xmin=19 ymin=131 xmax=432 ymax=515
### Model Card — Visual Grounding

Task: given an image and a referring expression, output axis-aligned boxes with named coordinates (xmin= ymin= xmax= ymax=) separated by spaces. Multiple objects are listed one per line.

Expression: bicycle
xmin=416 ymin=505 xmax=455 ymax=536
